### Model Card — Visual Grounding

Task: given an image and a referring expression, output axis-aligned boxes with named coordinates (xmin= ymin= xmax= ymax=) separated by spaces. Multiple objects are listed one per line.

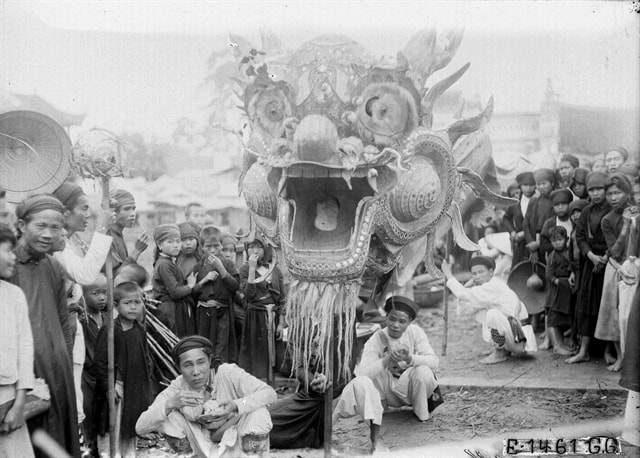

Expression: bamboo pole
xmin=442 ymin=231 xmax=450 ymax=356
xmin=101 ymin=178 xmax=117 ymax=458
xmin=323 ymin=317 xmax=334 ymax=458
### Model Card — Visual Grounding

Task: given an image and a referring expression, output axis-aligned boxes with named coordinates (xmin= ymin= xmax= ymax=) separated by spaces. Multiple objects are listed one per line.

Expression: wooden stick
xmin=442 ymin=231 xmax=450 ymax=356
xmin=323 ymin=317 xmax=334 ymax=458
xmin=101 ymin=178 xmax=117 ymax=458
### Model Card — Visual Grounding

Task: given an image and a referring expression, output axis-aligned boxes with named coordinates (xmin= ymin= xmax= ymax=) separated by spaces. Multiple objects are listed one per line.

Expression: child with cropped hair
xmin=80 ymin=273 xmax=109 ymax=451
xmin=545 ymin=226 xmax=576 ymax=356
xmin=194 ymin=229 xmax=241 ymax=365
xmin=93 ymin=282 xmax=154 ymax=457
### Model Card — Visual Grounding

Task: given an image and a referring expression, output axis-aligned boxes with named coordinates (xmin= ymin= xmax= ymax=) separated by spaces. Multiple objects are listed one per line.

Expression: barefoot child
xmin=80 ymin=273 xmax=109 ymax=452
xmin=0 ymin=224 xmax=35 ymax=458
xmin=545 ymin=227 xmax=576 ymax=356
xmin=539 ymin=188 xmax=574 ymax=349
xmin=93 ymin=282 xmax=154 ymax=457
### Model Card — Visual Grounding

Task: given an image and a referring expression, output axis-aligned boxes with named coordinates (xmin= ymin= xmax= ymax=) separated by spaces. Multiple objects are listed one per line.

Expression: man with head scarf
xmin=136 ymin=336 xmax=276 ymax=457
xmin=503 ymin=172 xmax=536 ymax=267
xmin=51 ymin=181 xmax=114 ymax=440
xmin=105 ymin=189 xmax=149 ymax=271
xmin=8 ymin=194 xmax=81 ymax=457
xmin=333 ymin=296 xmax=442 ymax=453
xmin=441 ymin=256 xmax=537 ymax=364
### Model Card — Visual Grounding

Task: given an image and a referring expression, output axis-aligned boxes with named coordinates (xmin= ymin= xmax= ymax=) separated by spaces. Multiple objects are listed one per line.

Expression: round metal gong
xmin=0 ymin=110 xmax=71 ymax=203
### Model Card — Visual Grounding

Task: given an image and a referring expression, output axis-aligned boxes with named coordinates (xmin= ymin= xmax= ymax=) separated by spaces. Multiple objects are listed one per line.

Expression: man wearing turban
xmin=333 ymin=296 xmax=442 ymax=453
xmin=9 ymin=194 xmax=81 ymax=457
xmin=136 ymin=336 xmax=276 ymax=457
xmin=441 ymin=257 xmax=537 ymax=365
xmin=105 ymin=189 xmax=150 ymax=271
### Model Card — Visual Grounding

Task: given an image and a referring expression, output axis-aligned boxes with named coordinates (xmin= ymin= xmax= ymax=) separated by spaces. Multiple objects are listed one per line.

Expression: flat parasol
xmin=0 ymin=110 xmax=71 ymax=203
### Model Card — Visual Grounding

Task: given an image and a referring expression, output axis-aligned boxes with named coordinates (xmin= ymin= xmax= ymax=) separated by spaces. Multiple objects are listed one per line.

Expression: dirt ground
xmin=137 ymin=299 xmax=630 ymax=457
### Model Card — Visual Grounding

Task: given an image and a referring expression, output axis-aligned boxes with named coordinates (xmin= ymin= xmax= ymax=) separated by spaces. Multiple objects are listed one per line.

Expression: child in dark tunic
xmin=151 ymin=224 xmax=212 ymax=337
xmin=80 ymin=274 xmax=109 ymax=451
xmin=545 ymin=226 xmax=575 ymax=356
xmin=238 ymin=236 xmax=285 ymax=382
xmin=194 ymin=228 xmax=240 ymax=365
xmin=93 ymin=282 xmax=154 ymax=457
xmin=176 ymin=221 xmax=201 ymax=278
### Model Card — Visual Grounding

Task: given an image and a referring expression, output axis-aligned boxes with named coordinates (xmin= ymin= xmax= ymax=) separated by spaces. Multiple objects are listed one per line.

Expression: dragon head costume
xmin=232 ymin=29 xmax=515 ymax=380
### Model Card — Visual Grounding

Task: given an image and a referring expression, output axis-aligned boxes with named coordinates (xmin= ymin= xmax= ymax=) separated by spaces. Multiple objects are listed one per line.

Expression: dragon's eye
xmin=264 ymin=100 xmax=284 ymax=122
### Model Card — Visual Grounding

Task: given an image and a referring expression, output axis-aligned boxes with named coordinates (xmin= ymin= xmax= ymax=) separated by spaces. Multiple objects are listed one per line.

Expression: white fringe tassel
xmin=285 ymin=279 xmax=359 ymax=385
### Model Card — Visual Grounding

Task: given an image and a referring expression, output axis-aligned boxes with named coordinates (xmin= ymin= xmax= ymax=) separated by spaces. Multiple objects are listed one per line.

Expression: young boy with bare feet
xmin=544 ymin=227 xmax=576 ymax=356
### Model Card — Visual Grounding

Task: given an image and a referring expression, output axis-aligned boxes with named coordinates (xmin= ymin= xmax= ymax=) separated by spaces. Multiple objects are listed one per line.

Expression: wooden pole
xmin=101 ymin=178 xmax=117 ymax=458
xmin=442 ymin=231 xmax=450 ymax=356
xmin=323 ymin=317 xmax=334 ymax=458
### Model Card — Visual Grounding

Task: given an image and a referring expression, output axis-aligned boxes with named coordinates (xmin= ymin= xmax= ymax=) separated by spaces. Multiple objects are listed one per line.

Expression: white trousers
xmin=334 ymin=365 xmax=438 ymax=424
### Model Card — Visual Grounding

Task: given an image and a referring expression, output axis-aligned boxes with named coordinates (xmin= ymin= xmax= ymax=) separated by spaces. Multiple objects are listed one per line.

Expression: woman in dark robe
xmin=9 ymin=195 xmax=80 ymax=457
xmin=566 ymin=172 xmax=611 ymax=364
xmin=238 ymin=236 xmax=285 ymax=381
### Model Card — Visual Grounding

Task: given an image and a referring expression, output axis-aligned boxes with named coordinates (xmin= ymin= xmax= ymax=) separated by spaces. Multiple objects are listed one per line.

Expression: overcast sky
xmin=1 ymin=1 xmax=638 ymax=140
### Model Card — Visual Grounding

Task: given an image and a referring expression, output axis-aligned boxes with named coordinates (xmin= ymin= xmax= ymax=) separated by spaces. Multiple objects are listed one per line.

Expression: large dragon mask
xmin=232 ymin=30 xmax=514 ymax=380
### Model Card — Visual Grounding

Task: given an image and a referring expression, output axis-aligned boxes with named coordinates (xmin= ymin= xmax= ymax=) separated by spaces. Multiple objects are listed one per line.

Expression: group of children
xmin=498 ymin=148 xmax=639 ymax=373
xmin=150 ymin=221 xmax=285 ymax=380
xmin=77 ymin=207 xmax=286 ymax=456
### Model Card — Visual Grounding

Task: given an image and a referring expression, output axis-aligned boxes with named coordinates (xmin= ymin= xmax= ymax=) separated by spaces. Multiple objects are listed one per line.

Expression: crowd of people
xmin=0 ymin=144 xmax=639 ymax=457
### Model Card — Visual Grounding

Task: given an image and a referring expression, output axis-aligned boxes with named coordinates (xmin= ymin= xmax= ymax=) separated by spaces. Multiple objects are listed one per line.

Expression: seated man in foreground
xmin=441 ymin=256 xmax=538 ymax=364
xmin=136 ymin=336 xmax=276 ymax=457
xmin=333 ymin=296 xmax=443 ymax=453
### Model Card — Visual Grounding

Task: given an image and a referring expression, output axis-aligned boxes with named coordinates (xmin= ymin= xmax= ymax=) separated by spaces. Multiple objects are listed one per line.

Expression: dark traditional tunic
xmin=502 ymin=202 xmax=527 ymax=267
xmin=523 ymin=194 xmax=555 ymax=250
xmin=545 ymin=249 xmax=572 ymax=328
xmin=152 ymin=255 xmax=196 ymax=337
xmin=80 ymin=311 xmax=108 ymax=436
xmin=9 ymin=245 xmax=80 ymax=458
xmin=177 ymin=253 xmax=199 ymax=279
xmin=575 ymin=201 xmax=611 ymax=337
xmin=93 ymin=318 xmax=154 ymax=440
xmin=105 ymin=224 xmax=132 ymax=272
xmin=194 ymin=257 xmax=240 ymax=364
xmin=238 ymin=262 xmax=285 ymax=380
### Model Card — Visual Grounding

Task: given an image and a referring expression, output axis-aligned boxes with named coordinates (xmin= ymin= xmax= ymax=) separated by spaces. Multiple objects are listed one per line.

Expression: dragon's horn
xmin=446 ymin=96 xmax=494 ymax=146
xmin=458 ymin=167 xmax=518 ymax=207
xmin=422 ymin=63 xmax=471 ymax=125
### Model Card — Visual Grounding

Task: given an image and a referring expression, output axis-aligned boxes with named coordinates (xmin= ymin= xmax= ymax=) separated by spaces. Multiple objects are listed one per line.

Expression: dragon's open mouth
xmin=277 ymin=165 xmax=378 ymax=280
